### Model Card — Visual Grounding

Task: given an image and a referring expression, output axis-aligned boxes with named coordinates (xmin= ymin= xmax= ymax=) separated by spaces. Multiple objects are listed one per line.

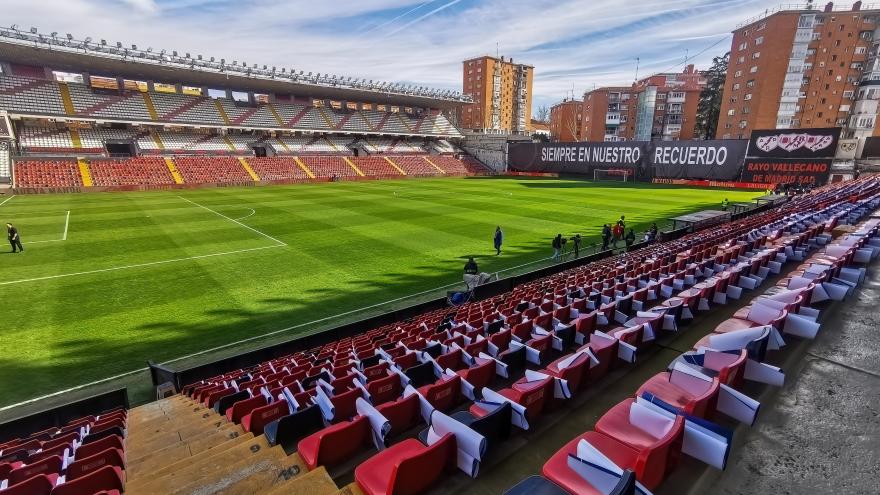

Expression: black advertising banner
xmin=651 ymin=140 xmax=748 ymax=180
xmin=746 ymin=127 xmax=840 ymax=159
xmin=740 ymin=158 xmax=831 ymax=186
xmin=507 ymin=141 xmax=648 ymax=174
xmin=861 ymin=136 xmax=880 ymax=158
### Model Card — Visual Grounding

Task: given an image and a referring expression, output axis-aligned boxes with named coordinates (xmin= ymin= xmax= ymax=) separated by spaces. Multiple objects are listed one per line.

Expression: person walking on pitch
xmin=494 ymin=226 xmax=503 ymax=255
xmin=6 ymin=223 xmax=22 ymax=253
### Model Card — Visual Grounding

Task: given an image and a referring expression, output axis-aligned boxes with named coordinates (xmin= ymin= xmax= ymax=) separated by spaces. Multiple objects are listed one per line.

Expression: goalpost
xmin=593 ymin=168 xmax=632 ymax=182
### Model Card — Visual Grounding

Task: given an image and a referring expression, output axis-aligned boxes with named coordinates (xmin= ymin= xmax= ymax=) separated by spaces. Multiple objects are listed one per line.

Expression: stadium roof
xmin=0 ymin=28 xmax=472 ymax=110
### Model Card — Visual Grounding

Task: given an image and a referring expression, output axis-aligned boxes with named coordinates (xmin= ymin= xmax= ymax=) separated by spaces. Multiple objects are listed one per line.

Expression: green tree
xmin=694 ymin=52 xmax=729 ymax=139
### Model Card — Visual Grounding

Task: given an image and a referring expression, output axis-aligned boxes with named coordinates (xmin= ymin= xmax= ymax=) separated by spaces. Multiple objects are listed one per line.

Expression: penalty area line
xmin=0 ymin=195 xmax=14 ymax=207
xmin=0 ymin=244 xmax=285 ymax=286
xmin=177 ymin=196 xmax=285 ymax=246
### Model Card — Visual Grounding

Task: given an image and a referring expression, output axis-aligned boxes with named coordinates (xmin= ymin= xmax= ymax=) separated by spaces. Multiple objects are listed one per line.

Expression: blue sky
xmin=5 ymin=0 xmax=777 ymax=116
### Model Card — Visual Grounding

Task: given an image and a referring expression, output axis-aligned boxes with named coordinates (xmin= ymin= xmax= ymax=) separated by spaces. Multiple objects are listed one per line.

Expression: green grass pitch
xmin=0 ymin=177 xmax=758 ymax=408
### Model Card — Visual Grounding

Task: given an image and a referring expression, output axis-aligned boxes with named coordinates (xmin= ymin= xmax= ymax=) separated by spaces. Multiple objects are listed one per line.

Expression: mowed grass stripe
xmin=0 ymin=178 xmax=757 ymax=407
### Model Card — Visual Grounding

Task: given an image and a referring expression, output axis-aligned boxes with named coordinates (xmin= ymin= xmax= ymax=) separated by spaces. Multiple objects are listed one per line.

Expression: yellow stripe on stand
xmin=342 ymin=157 xmax=365 ymax=177
xmin=214 ymin=100 xmax=231 ymax=125
xmin=238 ymin=157 xmax=260 ymax=181
xmin=222 ymin=136 xmax=237 ymax=151
xmin=293 ymin=157 xmax=316 ymax=179
xmin=316 ymin=107 xmax=335 ymax=128
xmin=58 ymin=83 xmax=76 ymax=115
xmin=396 ymin=112 xmax=414 ymax=133
xmin=69 ymin=129 xmax=83 ymax=149
xmin=151 ymin=130 xmax=165 ymax=150
xmin=383 ymin=157 xmax=406 ymax=176
xmin=267 ymin=103 xmax=285 ymax=127
xmin=275 ymin=138 xmax=291 ymax=153
xmin=163 ymin=157 xmax=184 ymax=184
xmin=77 ymin=158 xmax=93 ymax=186
xmin=142 ymin=92 xmax=159 ymax=121
xmin=423 ymin=156 xmax=446 ymax=174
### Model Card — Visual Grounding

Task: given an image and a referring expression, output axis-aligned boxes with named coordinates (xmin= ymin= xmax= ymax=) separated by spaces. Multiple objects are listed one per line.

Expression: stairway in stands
xmin=124 ymin=394 xmax=346 ymax=495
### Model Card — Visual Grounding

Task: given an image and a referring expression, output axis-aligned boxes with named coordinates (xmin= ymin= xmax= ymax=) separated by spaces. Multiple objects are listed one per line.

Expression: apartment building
xmin=460 ymin=55 xmax=534 ymax=134
xmin=718 ymin=1 xmax=880 ymax=144
xmin=580 ymin=65 xmax=705 ymax=142
xmin=549 ymin=99 xmax=583 ymax=141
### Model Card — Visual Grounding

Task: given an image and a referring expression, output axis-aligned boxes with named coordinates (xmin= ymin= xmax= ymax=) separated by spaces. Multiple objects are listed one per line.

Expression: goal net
xmin=593 ymin=168 xmax=632 ymax=182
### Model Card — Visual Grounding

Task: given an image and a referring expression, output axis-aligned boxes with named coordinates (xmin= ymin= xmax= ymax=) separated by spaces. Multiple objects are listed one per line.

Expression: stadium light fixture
xmin=185 ymin=52 xmax=190 ymax=58
xmin=116 ymin=41 xmax=122 ymax=48
xmin=51 ymin=31 xmax=57 ymax=38
xmin=30 ymin=27 xmax=37 ymax=34
xmin=10 ymin=24 xmax=17 ymax=31
xmin=100 ymin=39 xmax=106 ymax=45
xmin=131 ymin=44 xmax=136 ymax=49
xmin=66 ymin=33 xmax=73 ymax=40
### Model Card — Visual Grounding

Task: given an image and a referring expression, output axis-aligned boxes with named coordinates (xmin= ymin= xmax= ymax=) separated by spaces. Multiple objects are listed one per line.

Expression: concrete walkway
xmin=701 ymin=268 xmax=880 ymax=494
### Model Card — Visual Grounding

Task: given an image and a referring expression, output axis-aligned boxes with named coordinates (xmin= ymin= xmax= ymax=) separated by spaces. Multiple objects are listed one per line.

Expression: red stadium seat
xmin=65 ymin=448 xmax=124 ymax=482
xmin=366 ymin=373 xmax=402 ymax=406
xmin=0 ymin=474 xmax=55 ymax=495
xmin=7 ymin=455 xmax=62 ymax=486
xmin=50 ymin=465 xmax=124 ymax=495
xmin=375 ymin=394 xmax=421 ymax=438
xmin=225 ymin=395 xmax=267 ymax=423
xmin=297 ymin=415 xmax=371 ymax=470
xmin=242 ymin=400 xmax=290 ymax=435
xmin=416 ymin=375 xmax=462 ymax=412
xmin=355 ymin=433 xmax=456 ymax=495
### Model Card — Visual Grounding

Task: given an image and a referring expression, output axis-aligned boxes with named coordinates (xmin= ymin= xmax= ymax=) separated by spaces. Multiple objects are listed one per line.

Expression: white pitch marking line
xmin=0 ymin=244 xmax=285 ymax=286
xmin=27 ymin=238 xmax=65 ymax=245
xmin=177 ymin=196 xmax=286 ymax=246
xmin=233 ymin=208 xmax=256 ymax=221
xmin=62 ymin=210 xmax=70 ymax=240
xmin=0 ymin=195 xmax=14 ymax=206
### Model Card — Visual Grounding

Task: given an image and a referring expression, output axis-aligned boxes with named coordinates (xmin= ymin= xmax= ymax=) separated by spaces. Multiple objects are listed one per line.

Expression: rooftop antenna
xmin=634 ymin=57 xmax=640 ymax=82
xmin=496 ymin=41 xmax=499 ymax=59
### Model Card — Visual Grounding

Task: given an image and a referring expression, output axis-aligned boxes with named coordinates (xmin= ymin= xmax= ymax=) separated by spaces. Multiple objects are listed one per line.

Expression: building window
xmin=733 ymin=83 xmax=741 ymax=90
xmin=750 ymin=66 xmax=758 ymax=73
xmin=755 ymin=36 xmax=764 ymax=45
xmin=747 ymin=79 xmax=755 ymax=87
xmin=738 ymin=56 xmax=745 ymax=63
xmin=727 ymin=109 xmax=736 ymax=116
xmin=855 ymin=46 xmax=867 ymax=54
xmin=734 ymin=70 xmax=742 ymax=77
xmin=738 ymin=42 xmax=747 ymax=50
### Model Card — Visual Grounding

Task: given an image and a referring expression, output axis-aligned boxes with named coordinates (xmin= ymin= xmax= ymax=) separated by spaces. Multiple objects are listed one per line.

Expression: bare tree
xmin=534 ymin=105 xmax=550 ymax=123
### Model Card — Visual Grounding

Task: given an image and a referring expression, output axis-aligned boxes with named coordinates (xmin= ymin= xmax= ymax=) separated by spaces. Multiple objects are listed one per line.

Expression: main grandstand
xmin=2 ymin=21 xmax=880 ymax=495
xmin=0 ymin=28 xmax=486 ymax=191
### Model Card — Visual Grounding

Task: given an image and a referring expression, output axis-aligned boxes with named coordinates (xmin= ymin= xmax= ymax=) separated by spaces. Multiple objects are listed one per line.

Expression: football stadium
xmin=2 ymin=2 xmax=880 ymax=495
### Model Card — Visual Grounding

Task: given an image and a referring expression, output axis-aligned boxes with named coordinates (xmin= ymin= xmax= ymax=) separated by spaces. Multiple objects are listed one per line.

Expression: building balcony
xmin=606 ymin=113 xmax=621 ymax=125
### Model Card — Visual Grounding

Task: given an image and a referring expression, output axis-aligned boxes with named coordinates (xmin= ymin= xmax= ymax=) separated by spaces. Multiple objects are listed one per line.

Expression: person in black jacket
xmin=552 ymin=234 xmax=564 ymax=260
xmin=6 ymin=223 xmax=22 ymax=253
xmin=572 ymin=234 xmax=582 ymax=258
xmin=601 ymin=224 xmax=612 ymax=251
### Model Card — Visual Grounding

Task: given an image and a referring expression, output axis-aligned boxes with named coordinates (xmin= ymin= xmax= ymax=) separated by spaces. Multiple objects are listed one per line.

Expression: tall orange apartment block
xmin=460 ymin=55 xmax=534 ymax=134
xmin=718 ymin=1 xmax=880 ymax=143
xmin=549 ymin=99 xmax=583 ymax=141
xmin=580 ymin=65 xmax=705 ymax=142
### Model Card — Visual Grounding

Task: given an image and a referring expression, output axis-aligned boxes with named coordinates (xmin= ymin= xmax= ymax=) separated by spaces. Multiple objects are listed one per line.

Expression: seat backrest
xmin=390 ymin=434 xmax=457 ymax=495
xmin=265 ymin=404 xmax=324 ymax=451
xmin=404 ymin=361 xmax=436 ymax=389
xmin=214 ymin=390 xmax=250 ymax=415
xmin=511 ymin=377 xmax=554 ymax=421
xmin=245 ymin=401 xmax=290 ymax=435
xmin=8 ymin=455 xmax=62 ymax=485
xmin=73 ymin=435 xmax=123 ymax=461
xmin=460 ymin=360 xmax=495 ymax=391
xmin=376 ymin=394 xmax=421 ymax=438
xmin=304 ymin=416 xmax=370 ymax=468
xmin=227 ymin=394 xmax=267 ymax=423
xmin=424 ymin=375 xmax=462 ymax=412
xmin=49 ymin=465 xmax=124 ymax=495
xmin=363 ymin=361 xmax=390 ymax=381
xmin=1 ymin=474 xmax=54 ymax=495
xmin=498 ymin=346 xmax=526 ymax=376
xmin=393 ymin=352 xmax=419 ymax=370
xmin=470 ymin=402 xmax=512 ymax=449
xmin=330 ymin=387 xmax=363 ymax=422
xmin=66 ymin=448 xmax=124 ymax=482
xmin=366 ymin=373 xmax=402 ymax=406
xmin=435 ymin=349 xmax=462 ymax=370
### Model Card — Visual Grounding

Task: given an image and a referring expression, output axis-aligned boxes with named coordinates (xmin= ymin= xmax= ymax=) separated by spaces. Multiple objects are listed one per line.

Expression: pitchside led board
xmin=741 ymin=127 xmax=840 ymax=186
xmin=507 ymin=141 xmax=648 ymax=175
xmin=507 ymin=140 xmax=748 ymax=181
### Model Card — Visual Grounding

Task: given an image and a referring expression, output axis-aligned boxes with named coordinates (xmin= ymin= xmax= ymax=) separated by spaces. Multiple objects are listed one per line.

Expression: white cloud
xmin=4 ymin=0 xmax=772 ymax=114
